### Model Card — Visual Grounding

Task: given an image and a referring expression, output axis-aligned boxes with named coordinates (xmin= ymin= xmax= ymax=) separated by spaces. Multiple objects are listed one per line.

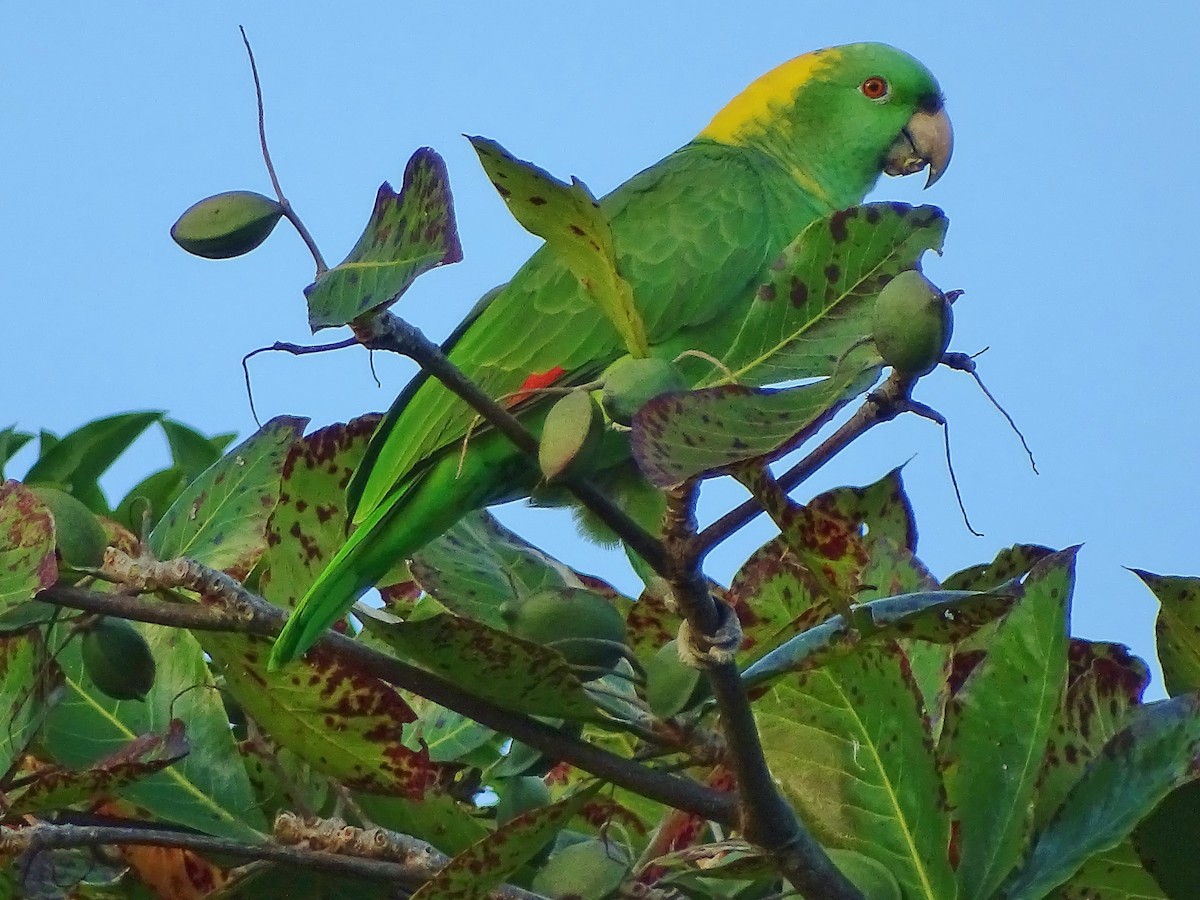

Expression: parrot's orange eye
xmin=860 ymin=76 xmax=889 ymax=100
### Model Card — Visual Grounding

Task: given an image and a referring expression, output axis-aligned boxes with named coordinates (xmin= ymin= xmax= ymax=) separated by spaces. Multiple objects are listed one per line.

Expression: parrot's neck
xmin=699 ymin=48 xmax=884 ymax=211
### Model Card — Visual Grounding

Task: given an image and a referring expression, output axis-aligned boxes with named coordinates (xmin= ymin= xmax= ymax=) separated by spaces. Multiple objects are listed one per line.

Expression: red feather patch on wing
xmin=507 ymin=366 xmax=567 ymax=407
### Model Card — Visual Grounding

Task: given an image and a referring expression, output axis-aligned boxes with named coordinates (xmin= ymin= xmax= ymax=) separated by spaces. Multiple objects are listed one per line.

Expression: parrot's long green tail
xmin=267 ymin=448 xmax=523 ymax=670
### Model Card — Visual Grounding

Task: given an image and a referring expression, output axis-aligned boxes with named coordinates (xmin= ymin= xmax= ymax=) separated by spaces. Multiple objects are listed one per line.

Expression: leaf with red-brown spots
xmin=1131 ymin=569 xmax=1200 ymax=697
xmin=631 ymin=364 xmax=878 ymax=487
xmin=720 ymin=202 xmax=949 ymax=385
xmin=359 ymin=611 xmax=602 ymax=721
xmin=0 ymin=481 xmax=56 ymax=613
xmin=1004 ymin=693 xmax=1200 ymax=898
xmin=755 ymin=641 xmax=956 ymax=899
xmin=1035 ymin=640 xmax=1150 ymax=829
xmin=149 ymin=416 xmax=306 ymax=580
xmin=259 ymin=415 xmax=383 ymax=612
xmin=1057 ymin=840 xmax=1168 ymax=900
xmin=202 ymin=631 xmax=438 ymax=799
xmin=817 ymin=466 xmax=918 ymax=552
xmin=470 ymin=135 xmax=648 ymax=358
xmin=0 ymin=629 xmax=58 ymax=779
xmin=943 ymin=543 xmax=1055 ymax=591
xmin=4 ymin=719 xmax=189 ymax=817
xmin=306 ymin=148 xmax=462 ymax=331
xmin=940 ymin=548 xmax=1076 ymax=900
xmin=411 ymin=784 xmax=600 ymax=900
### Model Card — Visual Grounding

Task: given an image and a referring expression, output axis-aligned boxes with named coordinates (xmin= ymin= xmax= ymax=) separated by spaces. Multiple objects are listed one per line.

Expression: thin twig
xmin=241 ymin=338 xmax=362 ymax=426
xmin=907 ymin=400 xmax=984 ymax=537
xmin=239 ymin=26 xmax=327 ymax=274
xmin=38 ymin=580 xmax=734 ymax=827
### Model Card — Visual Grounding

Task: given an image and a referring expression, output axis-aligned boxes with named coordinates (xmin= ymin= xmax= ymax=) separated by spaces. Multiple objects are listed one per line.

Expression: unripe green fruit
xmin=81 ymin=618 xmax=157 ymax=702
xmin=646 ymin=639 xmax=709 ymax=717
xmin=496 ymin=776 xmax=553 ymax=826
xmin=873 ymin=270 xmax=953 ymax=377
xmin=31 ymin=486 xmax=107 ymax=571
xmin=502 ymin=588 xmax=627 ymax=673
xmin=600 ymin=356 xmax=687 ymax=426
xmin=171 ymin=190 xmax=284 ymax=259
xmin=538 ymin=390 xmax=604 ymax=482
xmin=531 ymin=838 xmax=630 ymax=900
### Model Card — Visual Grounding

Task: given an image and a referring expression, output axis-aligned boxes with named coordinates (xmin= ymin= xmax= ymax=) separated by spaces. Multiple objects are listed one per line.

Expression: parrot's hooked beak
xmin=884 ymin=101 xmax=953 ymax=188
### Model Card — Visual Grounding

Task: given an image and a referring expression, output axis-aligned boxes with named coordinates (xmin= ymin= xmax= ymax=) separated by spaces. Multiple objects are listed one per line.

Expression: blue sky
xmin=3 ymin=3 xmax=1197 ymax=694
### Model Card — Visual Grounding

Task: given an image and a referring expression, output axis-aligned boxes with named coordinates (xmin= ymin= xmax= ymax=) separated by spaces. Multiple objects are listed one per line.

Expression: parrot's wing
xmin=349 ymin=142 xmax=794 ymax=522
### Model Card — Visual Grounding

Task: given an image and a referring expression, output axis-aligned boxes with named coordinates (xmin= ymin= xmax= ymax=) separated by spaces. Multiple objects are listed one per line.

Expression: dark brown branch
xmin=659 ymin=487 xmax=862 ymax=900
xmin=695 ymin=372 xmax=917 ymax=554
xmin=0 ymin=821 xmax=537 ymax=898
xmin=353 ymin=312 xmax=667 ymax=571
xmin=39 ymin=583 xmax=734 ymax=827
xmin=239 ymin=26 xmax=328 ymax=274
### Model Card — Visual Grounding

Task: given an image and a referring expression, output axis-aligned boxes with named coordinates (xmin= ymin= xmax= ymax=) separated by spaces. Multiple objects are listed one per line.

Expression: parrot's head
xmin=700 ymin=42 xmax=952 ymax=209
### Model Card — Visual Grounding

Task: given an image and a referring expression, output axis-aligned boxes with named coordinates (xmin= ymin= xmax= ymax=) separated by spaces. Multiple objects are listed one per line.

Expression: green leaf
xmin=1035 ymin=640 xmax=1150 ymax=828
xmin=305 ymin=148 xmax=462 ymax=331
xmin=150 ymin=416 xmax=305 ymax=579
xmin=0 ymin=629 xmax=58 ymax=779
xmin=1004 ymin=693 xmax=1200 ymax=898
xmin=1131 ymin=779 xmax=1200 ymax=898
xmin=0 ymin=426 xmax=33 ymax=478
xmin=161 ymin=418 xmax=227 ymax=479
xmin=23 ymin=411 xmax=162 ymax=494
xmin=631 ymin=364 xmax=879 ymax=487
xmin=5 ymin=720 xmax=189 ymax=818
xmin=1058 ymin=841 xmax=1168 ymax=899
xmin=203 ymin=631 xmax=439 ymax=798
xmin=41 ymin=621 xmax=267 ymax=840
xmin=0 ymin=481 xmax=57 ymax=614
xmin=719 ymin=202 xmax=949 ymax=386
xmin=1131 ymin=569 xmax=1200 ymax=696
xmin=410 ymin=510 xmax=583 ymax=629
xmin=470 ymin=135 xmax=649 ymax=358
xmin=410 ymin=785 xmax=600 ymax=900
xmin=939 ymin=547 xmax=1075 ymax=900
xmin=755 ymin=642 xmax=956 ymax=900
xmin=359 ymin=610 xmax=602 ymax=721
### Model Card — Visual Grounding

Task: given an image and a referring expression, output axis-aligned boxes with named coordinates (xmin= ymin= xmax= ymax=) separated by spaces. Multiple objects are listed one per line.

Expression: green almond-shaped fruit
xmin=171 ymin=190 xmax=284 ymax=260
xmin=31 ymin=485 xmax=107 ymax=571
xmin=600 ymin=355 xmax=687 ymax=426
xmin=82 ymin=618 xmax=157 ymax=701
xmin=872 ymin=269 xmax=953 ymax=377
xmin=531 ymin=838 xmax=631 ymax=900
xmin=538 ymin=390 xmax=604 ymax=482
xmin=503 ymin=587 xmax=627 ymax=673
xmin=646 ymin=639 xmax=709 ymax=717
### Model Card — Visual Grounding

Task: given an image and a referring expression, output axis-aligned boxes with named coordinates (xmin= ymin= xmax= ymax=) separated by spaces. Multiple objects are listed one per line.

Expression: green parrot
xmin=268 ymin=42 xmax=952 ymax=668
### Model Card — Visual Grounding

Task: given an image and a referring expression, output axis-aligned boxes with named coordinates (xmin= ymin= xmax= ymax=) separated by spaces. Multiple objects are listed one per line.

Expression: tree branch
xmin=0 ymin=819 xmax=539 ymax=898
xmin=39 ymin=581 xmax=734 ymax=827
xmin=659 ymin=487 xmax=863 ymax=899
xmin=351 ymin=311 xmax=667 ymax=571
